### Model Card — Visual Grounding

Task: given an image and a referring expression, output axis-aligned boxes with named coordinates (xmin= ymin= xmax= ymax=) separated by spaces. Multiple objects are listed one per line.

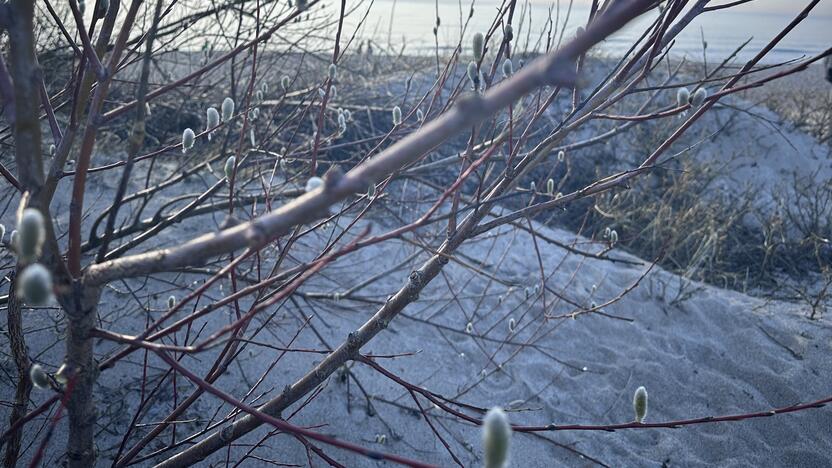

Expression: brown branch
xmin=85 ymin=0 xmax=653 ymax=287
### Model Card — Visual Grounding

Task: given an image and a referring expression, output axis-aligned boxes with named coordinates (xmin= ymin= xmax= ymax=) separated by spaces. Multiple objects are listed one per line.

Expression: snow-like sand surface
xmin=3 ymin=64 xmax=831 ymax=468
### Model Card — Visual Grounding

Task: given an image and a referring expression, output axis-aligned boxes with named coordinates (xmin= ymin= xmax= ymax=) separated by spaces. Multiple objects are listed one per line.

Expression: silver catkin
xmin=472 ymin=32 xmax=485 ymax=61
xmin=677 ymin=87 xmax=690 ymax=107
xmin=691 ymin=88 xmax=707 ymax=107
xmin=221 ymin=97 xmax=235 ymax=122
xmin=30 ymin=364 xmax=50 ymax=389
xmin=502 ymin=58 xmax=513 ymax=78
xmin=224 ymin=156 xmax=236 ymax=181
xmin=182 ymin=128 xmax=195 ymax=153
xmin=482 ymin=407 xmax=511 ymax=468
xmin=633 ymin=386 xmax=648 ymax=423
xmin=392 ymin=106 xmax=402 ymax=126
xmin=17 ymin=208 xmax=45 ymax=263
xmin=17 ymin=263 xmax=53 ymax=306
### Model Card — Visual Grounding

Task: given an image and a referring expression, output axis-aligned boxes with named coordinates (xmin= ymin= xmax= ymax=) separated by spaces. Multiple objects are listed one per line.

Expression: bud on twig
xmin=392 ymin=106 xmax=402 ymax=126
xmin=17 ymin=208 xmax=45 ymax=263
xmin=30 ymin=363 xmax=50 ymax=389
xmin=182 ymin=128 xmax=195 ymax=153
xmin=472 ymin=32 xmax=485 ymax=61
xmin=17 ymin=263 xmax=53 ymax=306
xmin=222 ymin=97 xmax=235 ymax=122
xmin=633 ymin=386 xmax=648 ymax=423
xmin=224 ymin=156 xmax=236 ymax=181
xmin=483 ymin=407 xmax=511 ymax=468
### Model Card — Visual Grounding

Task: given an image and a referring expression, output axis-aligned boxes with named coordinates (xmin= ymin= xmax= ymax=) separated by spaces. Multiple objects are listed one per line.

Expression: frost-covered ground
xmin=2 ymin=61 xmax=831 ymax=467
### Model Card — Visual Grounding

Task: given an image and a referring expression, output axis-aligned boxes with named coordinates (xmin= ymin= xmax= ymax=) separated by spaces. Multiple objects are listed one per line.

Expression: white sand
xmin=2 ymin=64 xmax=831 ymax=468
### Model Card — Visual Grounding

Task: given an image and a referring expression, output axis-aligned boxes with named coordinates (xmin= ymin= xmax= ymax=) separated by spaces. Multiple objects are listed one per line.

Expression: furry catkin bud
xmin=17 ymin=263 xmax=52 ymax=306
xmin=466 ymin=322 xmax=474 ymax=334
xmin=472 ymin=32 xmax=485 ymax=61
xmin=167 ymin=295 xmax=176 ymax=309
xmin=96 ymin=0 xmax=109 ymax=17
xmin=392 ymin=106 xmax=402 ymax=126
xmin=530 ymin=181 xmax=536 ymax=193
xmin=504 ymin=24 xmax=513 ymax=41
xmin=221 ymin=97 xmax=235 ymax=122
xmin=508 ymin=318 xmax=516 ymax=333
xmin=330 ymin=85 xmax=337 ymax=100
xmin=557 ymin=150 xmax=565 ymax=162
xmin=416 ymin=109 xmax=424 ymax=122
xmin=224 ymin=156 xmax=236 ymax=180
xmin=610 ymin=230 xmax=619 ymax=245
xmin=483 ymin=407 xmax=511 ymax=468
xmin=255 ymin=89 xmax=264 ymax=103
xmin=145 ymin=102 xmax=152 ymax=117
xmin=677 ymin=87 xmax=690 ymax=107
xmin=691 ymin=88 xmax=707 ymax=107
xmin=17 ymin=208 xmax=45 ymax=263
xmin=502 ymin=58 xmax=513 ymax=78
xmin=49 ymin=144 xmax=56 ymax=156
xmin=182 ymin=128 xmax=195 ymax=153
xmin=328 ymin=63 xmax=337 ymax=80
xmin=10 ymin=230 xmax=18 ymax=249
xmin=467 ymin=61 xmax=478 ymax=82
xmin=54 ymin=363 xmax=69 ymax=386
xmin=305 ymin=176 xmax=324 ymax=192
xmin=296 ymin=0 xmax=307 ymax=11
xmin=249 ymin=128 xmax=256 ymax=147
xmin=0 ymin=224 xmax=5 ymax=242
xmin=207 ymin=107 xmax=220 ymax=132
xmin=30 ymin=364 xmax=50 ymax=389
xmin=633 ymin=386 xmax=648 ymax=423
xmin=281 ymin=75 xmax=290 ymax=91
xmin=604 ymin=226 xmax=611 ymax=238
xmin=547 ymin=178 xmax=554 ymax=194
xmin=260 ymin=82 xmax=269 ymax=95
xmin=79 ymin=0 xmax=86 ymax=14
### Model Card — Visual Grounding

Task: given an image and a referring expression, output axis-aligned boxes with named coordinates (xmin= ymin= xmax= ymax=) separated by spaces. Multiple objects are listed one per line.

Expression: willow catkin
xmin=392 ymin=106 xmax=402 ymax=126
xmin=96 ymin=0 xmax=109 ymax=17
xmin=691 ymin=88 xmax=707 ymax=107
xmin=17 ymin=263 xmax=53 ymax=306
xmin=472 ymin=32 xmax=485 ymax=61
xmin=182 ymin=128 xmax=195 ymax=153
xmin=633 ymin=386 xmax=648 ymax=423
xmin=224 ymin=156 xmax=236 ymax=181
xmin=17 ymin=208 xmax=45 ymax=263
xmin=206 ymin=107 xmax=220 ymax=140
xmin=482 ymin=407 xmax=511 ymax=468
xmin=305 ymin=176 xmax=324 ymax=192
xmin=221 ymin=97 xmax=235 ymax=122
xmin=677 ymin=87 xmax=690 ymax=107
xmin=29 ymin=364 xmax=50 ymax=389
xmin=502 ymin=58 xmax=513 ymax=78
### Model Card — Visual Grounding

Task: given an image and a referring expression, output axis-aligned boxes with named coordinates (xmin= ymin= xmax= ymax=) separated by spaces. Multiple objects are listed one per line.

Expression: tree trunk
xmin=60 ymin=283 xmax=102 ymax=468
xmin=4 ymin=272 xmax=32 ymax=468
